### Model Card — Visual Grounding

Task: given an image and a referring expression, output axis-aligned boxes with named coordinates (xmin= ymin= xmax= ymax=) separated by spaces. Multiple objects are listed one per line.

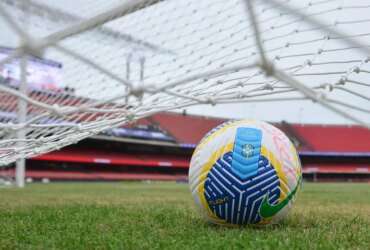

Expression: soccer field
xmin=0 ymin=182 xmax=369 ymax=249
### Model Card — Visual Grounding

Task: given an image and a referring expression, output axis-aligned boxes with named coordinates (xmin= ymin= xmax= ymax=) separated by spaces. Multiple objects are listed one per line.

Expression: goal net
xmin=0 ymin=0 xmax=369 ymax=166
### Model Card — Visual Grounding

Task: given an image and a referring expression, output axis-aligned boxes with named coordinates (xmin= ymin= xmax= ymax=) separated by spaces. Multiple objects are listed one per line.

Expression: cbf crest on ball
xmin=189 ymin=120 xmax=302 ymax=226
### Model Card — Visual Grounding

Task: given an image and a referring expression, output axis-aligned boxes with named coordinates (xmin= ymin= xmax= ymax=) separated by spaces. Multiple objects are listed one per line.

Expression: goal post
xmin=0 ymin=0 xmax=369 ymax=184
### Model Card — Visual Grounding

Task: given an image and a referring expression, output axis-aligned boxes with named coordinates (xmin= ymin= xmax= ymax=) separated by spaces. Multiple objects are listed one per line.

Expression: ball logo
xmin=259 ymin=176 xmax=302 ymax=218
xmin=208 ymin=196 xmax=229 ymax=206
xmin=242 ymin=144 xmax=254 ymax=159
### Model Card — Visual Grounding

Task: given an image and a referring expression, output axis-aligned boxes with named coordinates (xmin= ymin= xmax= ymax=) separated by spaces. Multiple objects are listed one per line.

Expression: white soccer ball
xmin=189 ymin=120 xmax=302 ymax=226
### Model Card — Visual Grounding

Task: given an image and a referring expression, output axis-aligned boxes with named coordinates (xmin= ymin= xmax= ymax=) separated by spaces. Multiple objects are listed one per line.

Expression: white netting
xmin=0 ymin=0 xmax=369 ymax=165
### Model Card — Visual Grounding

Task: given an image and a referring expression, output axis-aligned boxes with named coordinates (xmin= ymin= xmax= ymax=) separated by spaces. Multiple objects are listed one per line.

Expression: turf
xmin=0 ymin=182 xmax=369 ymax=250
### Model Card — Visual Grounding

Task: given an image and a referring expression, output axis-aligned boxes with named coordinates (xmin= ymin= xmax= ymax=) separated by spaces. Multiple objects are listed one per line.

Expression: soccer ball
xmin=189 ymin=120 xmax=302 ymax=226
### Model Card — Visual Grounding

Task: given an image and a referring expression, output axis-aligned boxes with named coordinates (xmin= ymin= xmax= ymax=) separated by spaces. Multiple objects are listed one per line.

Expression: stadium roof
xmin=132 ymin=112 xmax=370 ymax=153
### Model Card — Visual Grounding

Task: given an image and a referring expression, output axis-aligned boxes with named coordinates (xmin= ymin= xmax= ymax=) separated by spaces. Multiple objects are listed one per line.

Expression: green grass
xmin=0 ymin=182 xmax=369 ymax=250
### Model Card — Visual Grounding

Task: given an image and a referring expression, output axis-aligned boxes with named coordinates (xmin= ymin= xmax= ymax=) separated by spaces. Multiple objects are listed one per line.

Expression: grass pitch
xmin=0 ymin=182 xmax=369 ymax=250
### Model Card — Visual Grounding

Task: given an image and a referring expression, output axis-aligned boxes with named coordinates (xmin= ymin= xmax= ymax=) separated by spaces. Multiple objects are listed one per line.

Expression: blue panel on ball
xmin=231 ymin=128 xmax=262 ymax=180
xmin=204 ymin=153 xmax=280 ymax=225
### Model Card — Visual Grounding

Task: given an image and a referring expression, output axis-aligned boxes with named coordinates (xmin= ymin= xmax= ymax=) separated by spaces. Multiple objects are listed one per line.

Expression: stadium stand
xmin=1 ymin=111 xmax=369 ymax=182
xmin=2 ymin=45 xmax=367 ymax=183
